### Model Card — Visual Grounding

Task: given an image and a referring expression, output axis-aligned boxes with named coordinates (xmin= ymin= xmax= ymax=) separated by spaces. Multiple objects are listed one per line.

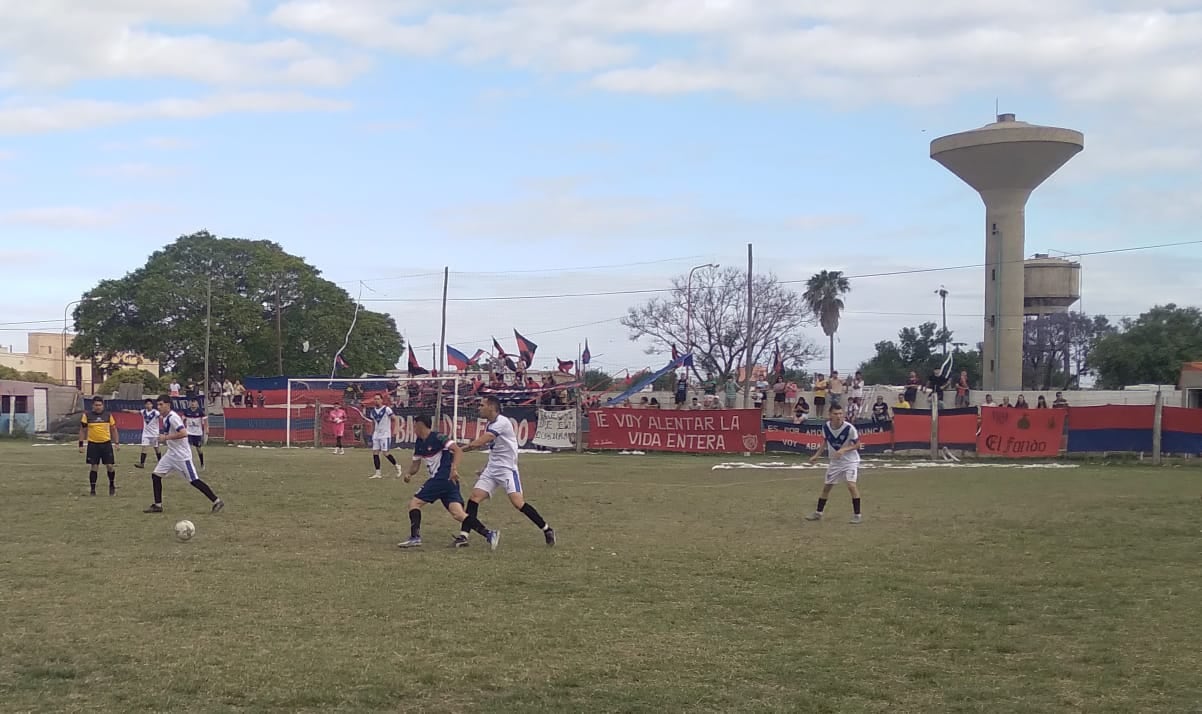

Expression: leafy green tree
xmin=98 ymin=369 xmax=164 ymax=395
xmin=583 ymin=369 xmax=614 ymax=391
xmin=858 ymin=322 xmax=981 ymax=387
xmin=1023 ymin=312 xmax=1116 ymax=389
xmin=622 ymin=266 xmax=818 ymax=381
xmin=1090 ymin=304 xmax=1202 ymax=388
xmin=70 ymin=232 xmax=404 ymax=380
xmin=0 ymin=365 xmax=60 ymax=385
xmin=802 ymin=270 xmax=851 ymax=375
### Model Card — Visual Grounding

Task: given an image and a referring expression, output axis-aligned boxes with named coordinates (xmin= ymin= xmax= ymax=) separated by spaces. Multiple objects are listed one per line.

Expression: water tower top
xmin=930 ymin=114 xmax=1084 ymax=195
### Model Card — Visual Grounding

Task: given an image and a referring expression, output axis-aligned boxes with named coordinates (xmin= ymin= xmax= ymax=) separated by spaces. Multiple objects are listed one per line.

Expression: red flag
xmin=557 ymin=358 xmax=575 ymax=374
xmin=773 ymin=343 xmax=784 ymax=377
xmin=514 ymin=330 xmax=538 ymax=365
xmin=407 ymin=346 xmax=428 ymax=376
xmin=492 ymin=338 xmax=517 ymax=371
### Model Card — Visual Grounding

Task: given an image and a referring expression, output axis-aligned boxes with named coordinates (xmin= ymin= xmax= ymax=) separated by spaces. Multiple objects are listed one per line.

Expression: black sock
xmin=373 ymin=454 xmax=381 ymax=470
xmin=852 ymin=498 xmax=861 ymax=515
xmin=107 ymin=470 xmax=116 ymax=485
xmin=467 ymin=500 xmax=480 ymax=520
xmin=191 ymin=479 xmax=218 ymax=502
xmin=816 ymin=498 xmax=828 ymax=513
xmin=152 ymin=475 xmax=163 ymax=504
xmin=336 ymin=436 xmax=343 ymax=448
xmin=197 ymin=450 xmax=204 ymax=467
xmin=139 ymin=452 xmax=147 ymax=466
xmin=89 ymin=471 xmax=98 ymax=488
xmin=409 ymin=508 xmax=421 ymax=538
xmin=460 ymin=515 xmax=490 ymax=537
xmin=385 ymin=454 xmax=397 ymax=466
xmin=520 ymin=503 xmax=548 ymax=530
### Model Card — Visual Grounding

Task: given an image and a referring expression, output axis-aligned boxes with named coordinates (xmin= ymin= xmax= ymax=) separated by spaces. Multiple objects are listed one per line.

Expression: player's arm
xmin=446 ymin=441 xmax=463 ymax=481
xmin=808 ymin=440 xmax=827 ymax=463
xmin=406 ymin=453 xmax=422 ymax=481
xmin=160 ymin=418 xmax=188 ymax=443
xmin=78 ymin=418 xmax=87 ymax=452
xmin=461 ymin=430 xmax=496 ymax=452
xmin=110 ymin=416 xmax=120 ymax=448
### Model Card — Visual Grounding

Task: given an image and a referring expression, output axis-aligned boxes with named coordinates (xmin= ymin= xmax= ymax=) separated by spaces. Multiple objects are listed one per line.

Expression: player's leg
xmin=370 ymin=445 xmax=383 ymax=478
xmin=460 ymin=478 xmax=501 ymax=549
xmin=381 ymin=443 xmax=401 ymax=477
xmin=145 ymin=457 xmax=172 ymax=512
xmin=398 ymin=495 xmax=429 ymax=548
xmin=504 ymin=470 xmax=555 ymax=545
xmin=183 ymin=459 xmax=224 ymax=513
xmin=86 ymin=444 xmax=100 ymax=495
xmin=189 ymin=436 xmax=205 ymax=469
xmin=138 ymin=439 xmax=150 ymax=468
xmin=846 ymin=471 xmax=862 ymax=524
xmin=805 ymin=475 xmax=838 ymax=521
xmin=102 ymin=444 xmax=117 ymax=495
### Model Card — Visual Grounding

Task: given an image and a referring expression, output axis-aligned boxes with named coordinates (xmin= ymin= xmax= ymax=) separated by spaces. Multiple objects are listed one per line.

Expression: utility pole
xmin=742 ymin=244 xmax=754 ymax=409
xmin=436 ymin=267 xmax=449 ymax=429
xmin=935 ymin=286 xmax=949 ymax=355
xmin=274 ymin=284 xmax=284 ymax=374
xmin=203 ymin=266 xmax=212 ymax=409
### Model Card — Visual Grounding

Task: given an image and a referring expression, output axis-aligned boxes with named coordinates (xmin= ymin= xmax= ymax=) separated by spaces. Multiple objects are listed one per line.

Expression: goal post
xmin=285 ymin=376 xmax=475 ymax=448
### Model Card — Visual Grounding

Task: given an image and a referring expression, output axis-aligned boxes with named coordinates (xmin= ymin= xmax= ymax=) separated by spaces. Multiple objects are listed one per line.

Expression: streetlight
xmin=686 ymin=263 xmax=719 ymax=358
xmin=934 ymin=285 xmax=949 ymax=355
xmin=62 ymin=297 xmax=97 ymax=389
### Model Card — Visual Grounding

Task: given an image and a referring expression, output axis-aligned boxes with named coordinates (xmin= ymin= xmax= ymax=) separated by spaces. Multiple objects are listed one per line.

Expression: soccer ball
xmin=174 ymin=520 xmax=196 ymax=541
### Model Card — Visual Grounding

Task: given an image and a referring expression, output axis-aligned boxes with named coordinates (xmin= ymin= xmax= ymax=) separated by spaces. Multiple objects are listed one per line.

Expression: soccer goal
xmin=284 ymin=375 xmax=479 ymax=449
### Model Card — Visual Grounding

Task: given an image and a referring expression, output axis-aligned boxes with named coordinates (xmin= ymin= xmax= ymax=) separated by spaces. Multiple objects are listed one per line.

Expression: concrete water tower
xmin=931 ymin=113 xmax=1084 ymax=391
xmin=1024 ymin=254 xmax=1081 ymax=317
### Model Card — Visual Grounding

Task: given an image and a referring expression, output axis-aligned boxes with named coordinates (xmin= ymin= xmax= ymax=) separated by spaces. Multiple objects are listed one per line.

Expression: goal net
xmin=285 ymin=376 xmax=477 ymax=449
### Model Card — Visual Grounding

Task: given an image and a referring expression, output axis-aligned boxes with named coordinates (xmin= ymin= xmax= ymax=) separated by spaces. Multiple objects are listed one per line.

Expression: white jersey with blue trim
xmin=140 ymin=408 xmax=161 ymax=438
xmin=161 ymin=411 xmax=193 ymax=458
xmin=368 ymin=406 xmax=394 ymax=437
xmin=484 ymin=415 xmax=519 ymax=471
xmin=822 ymin=421 xmax=860 ymax=466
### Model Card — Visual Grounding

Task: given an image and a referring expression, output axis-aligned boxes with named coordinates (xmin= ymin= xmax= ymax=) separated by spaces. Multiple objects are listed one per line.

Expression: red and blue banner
xmin=447 ymin=346 xmax=470 ymax=370
xmin=1066 ymin=405 xmax=1154 ymax=453
xmin=1160 ymin=406 xmax=1202 ymax=455
xmin=977 ymin=407 xmax=1065 ymax=458
xmin=891 ymin=407 xmax=979 ymax=450
xmin=763 ymin=418 xmax=892 ymax=454
xmin=514 ymin=330 xmax=538 ymax=365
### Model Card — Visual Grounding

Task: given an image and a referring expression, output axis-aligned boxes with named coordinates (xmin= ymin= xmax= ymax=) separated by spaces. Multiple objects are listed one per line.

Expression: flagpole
xmin=575 ymin=342 xmax=584 ymax=454
xmin=436 ymin=265 xmax=448 ymax=430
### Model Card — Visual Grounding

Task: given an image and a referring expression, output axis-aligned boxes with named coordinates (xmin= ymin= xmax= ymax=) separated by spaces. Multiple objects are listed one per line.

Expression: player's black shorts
xmin=415 ymin=478 xmax=464 ymax=508
xmin=188 ymin=435 xmax=204 ymax=447
xmin=86 ymin=442 xmax=115 ymax=466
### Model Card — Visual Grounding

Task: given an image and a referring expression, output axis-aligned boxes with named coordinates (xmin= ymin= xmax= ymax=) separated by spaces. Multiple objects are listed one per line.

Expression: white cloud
xmin=0 ymin=92 xmax=350 ymax=135
xmin=0 ymin=203 xmax=168 ymax=229
xmin=0 ymin=1 xmax=368 ymax=90
xmin=83 ymin=162 xmax=184 ymax=180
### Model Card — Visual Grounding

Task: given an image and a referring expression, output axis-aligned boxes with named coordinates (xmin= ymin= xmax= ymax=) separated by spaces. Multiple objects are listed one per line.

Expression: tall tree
xmin=583 ymin=369 xmax=614 ymax=391
xmin=802 ymin=270 xmax=851 ymax=375
xmin=621 ymin=266 xmax=817 ymax=380
xmin=1090 ymin=304 xmax=1202 ymax=388
xmin=858 ymin=321 xmax=981 ymax=387
xmin=1022 ymin=312 xmax=1116 ymax=389
xmin=70 ymin=232 xmax=404 ymax=380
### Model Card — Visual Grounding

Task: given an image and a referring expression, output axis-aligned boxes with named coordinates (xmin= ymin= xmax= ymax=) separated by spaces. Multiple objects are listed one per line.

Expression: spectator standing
xmin=813 ymin=373 xmax=828 ymax=418
xmin=871 ymin=395 xmax=890 ymax=424
xmin=954 ymin=371 xmax=971 ymax=408
xmin=828 ymin=371 xmax=845 ymax=410
xmin=904 ymin=371 xmax=921 ymax=405
xmin=772 ymin=377 xmax=787 ymax=417
xmin=723 ymin=376 xmax=740 ymax=409
xmin=1052 ymin=392 xmax=1069 ymax=409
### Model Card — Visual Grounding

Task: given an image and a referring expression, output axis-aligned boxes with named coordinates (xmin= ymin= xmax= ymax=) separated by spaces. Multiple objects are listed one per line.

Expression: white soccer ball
xmin=174 ymin=520 xmax=196 ymax=541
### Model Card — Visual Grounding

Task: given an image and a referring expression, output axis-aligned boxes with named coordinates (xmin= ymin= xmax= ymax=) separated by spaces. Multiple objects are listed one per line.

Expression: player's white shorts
xmin=152 ymin=452 xmax=200 ymax=482
xmin=472 ymin=466 xmax=522 ymax=496
xmin=824 ymin=465 xmax=859 ymax=485
xmin=141 ymin=435 xmax=159 ymax=447
xmin=371 ymin=435 xmax=392 ymax=452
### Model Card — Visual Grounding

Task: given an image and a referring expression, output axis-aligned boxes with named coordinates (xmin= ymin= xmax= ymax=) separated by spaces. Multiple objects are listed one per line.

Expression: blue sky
xmin=2 ymin=1 xmax=1200 ymax=377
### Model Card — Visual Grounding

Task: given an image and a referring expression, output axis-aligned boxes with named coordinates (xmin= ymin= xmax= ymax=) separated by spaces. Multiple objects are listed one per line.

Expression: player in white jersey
xmin=144 ymin=395 xmax=224 ymax=514
xmin=805 ymin=404 xmax=864 ymax=524
xmin=460 ymin=395 xmax=556 ymax=547
xmin=129 ymin=398 xmax=162 ymax=469
xmin=366 ymin=393 xmax=402 ymax=479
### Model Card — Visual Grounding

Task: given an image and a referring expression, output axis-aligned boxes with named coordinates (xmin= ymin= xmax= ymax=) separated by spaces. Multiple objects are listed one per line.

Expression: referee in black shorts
xmin=79 ymin=396 xmax=120 ymax=496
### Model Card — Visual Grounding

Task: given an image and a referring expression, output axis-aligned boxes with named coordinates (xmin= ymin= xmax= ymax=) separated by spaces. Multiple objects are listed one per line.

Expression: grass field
xmin=2 ymin=443 xmax=1202 ymax=713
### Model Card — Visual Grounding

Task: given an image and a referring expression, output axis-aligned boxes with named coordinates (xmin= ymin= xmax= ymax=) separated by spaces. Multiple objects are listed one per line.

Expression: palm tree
xmin=803 ymin=271 xmax=851 ymax=375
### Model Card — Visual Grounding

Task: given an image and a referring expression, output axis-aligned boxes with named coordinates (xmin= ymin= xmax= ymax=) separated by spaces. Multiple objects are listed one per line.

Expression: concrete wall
xmin=0 ymin=332 xmax=160 ymax=393
xmin=0 ymin=413 xmax=34 ymax=436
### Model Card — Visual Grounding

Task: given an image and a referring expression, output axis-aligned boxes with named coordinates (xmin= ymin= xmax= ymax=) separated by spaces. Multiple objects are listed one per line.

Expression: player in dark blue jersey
xmin=397 ymin=415 xmax=495 ymax=549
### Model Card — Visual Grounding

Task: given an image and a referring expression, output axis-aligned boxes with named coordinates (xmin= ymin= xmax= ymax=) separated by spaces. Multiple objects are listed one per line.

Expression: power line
xmin=0 ymin=318 xmax=62 ymax=327
xmin=331 ymin=254 xmax=713 ymax=287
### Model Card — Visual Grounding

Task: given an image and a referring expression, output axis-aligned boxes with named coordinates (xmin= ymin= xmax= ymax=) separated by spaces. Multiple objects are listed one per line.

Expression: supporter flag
xmin=773 ymin=342 xmax=784 ymax=377
xmin=335 ymin=354 xmax=350 ymax=370
xmin=446 ymin=346 xmax=469 ymax=371
xmin=557 ymin=358 xmax=575 ymax=374
xmin=670 ymin=344 xmax=695 ymax=368
xmin=514 ymin=330 xmax=538 ymax=365
xmin=468 ymin=349 xmax=487 ymax=366
xmin=492 ymin=338 xmax=517 ymax=371
xmin=407 ymin=346 xmax=428 ymax=376
xmin=582 ymin=340 xmax=591 ymax=366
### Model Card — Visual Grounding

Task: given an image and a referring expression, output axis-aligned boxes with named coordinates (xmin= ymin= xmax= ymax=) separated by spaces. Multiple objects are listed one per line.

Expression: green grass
xmin=2 ymin=443 xmax=1201 ymax=713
